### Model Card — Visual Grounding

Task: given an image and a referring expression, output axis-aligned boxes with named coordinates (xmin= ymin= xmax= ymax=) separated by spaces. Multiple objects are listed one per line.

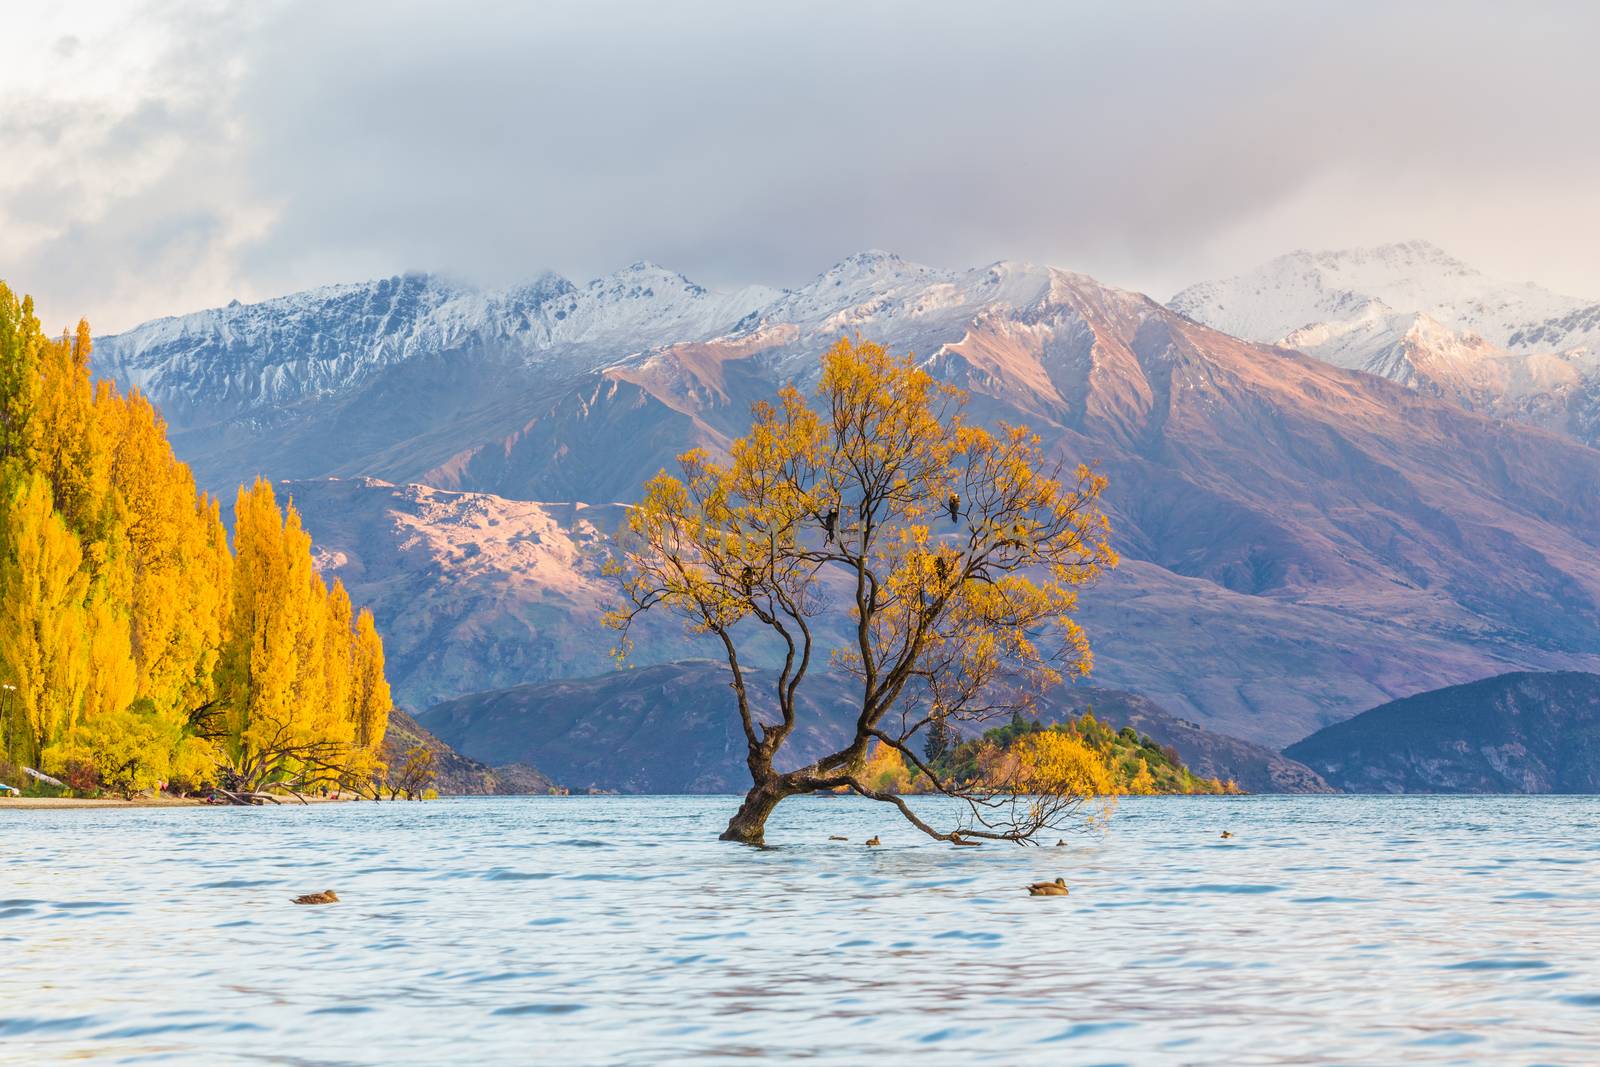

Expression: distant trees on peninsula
xmin=0 ymin=281 xmax=392 ymax=797
xmin=862 ymin=709 xmax=1241 ymax=798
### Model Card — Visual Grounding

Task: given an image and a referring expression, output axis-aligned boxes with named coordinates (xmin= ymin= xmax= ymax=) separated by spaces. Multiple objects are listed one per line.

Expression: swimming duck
xmin=1219 ymin=831 xmax=1234 ymax=839
xmin=1055 ymin=839 xmax=1068 ymax=847
xmin=292 ymin=890 xmax=340 ymax=905
xmin=865 ymin=836 xmax=881 ymax=847
xmin=1026 ymin=878 xmax=1069 ymax=897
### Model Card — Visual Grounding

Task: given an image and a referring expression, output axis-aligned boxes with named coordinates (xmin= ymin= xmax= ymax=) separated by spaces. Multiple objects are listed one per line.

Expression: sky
xmin=5 ymin=0 xmax=1600 ymax=333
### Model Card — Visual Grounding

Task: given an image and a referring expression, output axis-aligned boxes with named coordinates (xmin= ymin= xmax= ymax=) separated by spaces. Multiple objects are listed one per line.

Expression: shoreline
xmin=0 ymin=795 xmax=209 ymax=809
xmin=0 ymin=794 xmax=356 ymax=810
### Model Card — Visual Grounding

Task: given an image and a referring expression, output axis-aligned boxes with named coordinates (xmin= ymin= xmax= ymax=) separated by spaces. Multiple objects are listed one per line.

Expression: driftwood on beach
xmin=214 ymin=787 xmax=285 ymax=806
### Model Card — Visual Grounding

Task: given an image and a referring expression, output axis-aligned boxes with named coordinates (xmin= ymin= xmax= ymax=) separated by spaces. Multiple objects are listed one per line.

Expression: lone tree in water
xmin=605 ymin=338 xmax=1116 ymax=845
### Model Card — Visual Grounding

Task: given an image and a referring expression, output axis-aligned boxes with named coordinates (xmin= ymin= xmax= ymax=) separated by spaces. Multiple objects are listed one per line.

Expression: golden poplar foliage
xmin=0 ymin=281 xmax=394 ymax=797
xmin=1010 ymin=731 xmax=1117 ymax=828
xmin=861 ymin=738 xmax=914 ymax=794
xmin=0 ymin=472 xmax=91 ymax=765
xmin=1127 ymin=757 xmax=1158 ymax=796
xmin=351 ymin=608 xmax=393 ymax=752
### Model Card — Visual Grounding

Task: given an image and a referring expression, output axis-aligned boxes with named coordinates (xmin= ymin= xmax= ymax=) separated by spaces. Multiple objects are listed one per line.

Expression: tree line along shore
xmin=0 ymin=281 xmax=404 ymax=804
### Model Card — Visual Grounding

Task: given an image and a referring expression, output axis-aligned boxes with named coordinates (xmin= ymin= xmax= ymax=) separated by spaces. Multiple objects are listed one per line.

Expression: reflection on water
xmin=3 ymin=795 xmax=1600 ymax=1065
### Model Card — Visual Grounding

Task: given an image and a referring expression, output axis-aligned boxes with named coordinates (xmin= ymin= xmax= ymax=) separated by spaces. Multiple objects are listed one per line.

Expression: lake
xmin=3 ymin=795 xmax=1599 ymax=1064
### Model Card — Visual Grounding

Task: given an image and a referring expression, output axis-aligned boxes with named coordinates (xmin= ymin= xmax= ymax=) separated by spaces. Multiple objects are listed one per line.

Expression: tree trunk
xmin=719 ymin=778 xmax=792 ymax=846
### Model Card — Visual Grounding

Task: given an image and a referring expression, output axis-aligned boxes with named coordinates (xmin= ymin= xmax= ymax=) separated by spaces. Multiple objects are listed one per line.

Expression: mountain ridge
xmin=1283 ymin=671 xmax=1600 ymax=793
xmin=418 ymin=661 xmax=1333 ymax=795
xmin=1169 ymin=241 xmax=1600 ymax=445
xmin=102 ymin=250 xmax=1600 ymax=746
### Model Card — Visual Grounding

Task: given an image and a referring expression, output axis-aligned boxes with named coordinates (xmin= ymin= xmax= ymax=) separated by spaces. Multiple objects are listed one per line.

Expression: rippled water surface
xmin=4 ymin=795 xmax=1600 ymax=1064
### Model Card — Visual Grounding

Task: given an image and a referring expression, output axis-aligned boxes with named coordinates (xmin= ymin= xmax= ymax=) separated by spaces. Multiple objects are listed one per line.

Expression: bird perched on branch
xmin=1026 ymin=878 xmax=1068 ymax=897
xmin=738 ymin=564 xmax=754 ymax=592
xmin=947 ymin=493 xmax=960 ymax=525
xmin=821 ymin=507 xmax=839 ymax=544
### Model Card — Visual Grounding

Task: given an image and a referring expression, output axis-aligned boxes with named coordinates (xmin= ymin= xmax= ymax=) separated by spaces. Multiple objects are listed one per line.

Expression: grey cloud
xmin=6 ymin=0 xmax=1600 ymax=330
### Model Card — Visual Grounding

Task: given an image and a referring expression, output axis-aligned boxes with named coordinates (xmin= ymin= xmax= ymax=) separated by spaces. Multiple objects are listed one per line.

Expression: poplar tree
xmin=0 ymin=280 xmax=394 ymax=797
xmin=351 ymin=608 xmax=392 ymax=753
xmin=0 ymin=471 xmax=91 ymax=765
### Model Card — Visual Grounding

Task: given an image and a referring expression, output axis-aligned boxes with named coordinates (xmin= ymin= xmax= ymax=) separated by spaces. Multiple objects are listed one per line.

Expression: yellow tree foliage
xmin=32 ymin=320 xmax=107 ymax=534
xmin=351 ymin=607 xmax=393 ymax=752
xmin=1011 ymin=731 xmax=1117 ymax=829
xmin=0 ymin=280 xmax=394 ymax=797
xmin=284 ymin=504 xmax=330 ymax=739
xmin=43 ymin=701 xmax=175 ymax=798
xmin=609 ymin=336 xmax=1117 ymax=844
xmin=1127 ymin=757 xmax=1158 ymax=796
xmin=0 ymin=470 xmax=92 ymax=764
xmin=108 ymin=388 xmax=232 ymax=725
xmin=217 ymin=479 xmax=296 ymax=769
xmin=0 ymin=284 xmax=46 ymax=466
xmin=861 ymin=738 xmax=913 ymax=794
xmin=213 ymin=482 xmax=392 ymax=792
xmin=320 ymin=580 xmax=356 ymax=745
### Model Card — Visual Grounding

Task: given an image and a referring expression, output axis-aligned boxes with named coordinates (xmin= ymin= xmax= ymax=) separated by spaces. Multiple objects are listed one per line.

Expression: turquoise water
xmin=3 ymin=795 xmax=1599 ymax=1065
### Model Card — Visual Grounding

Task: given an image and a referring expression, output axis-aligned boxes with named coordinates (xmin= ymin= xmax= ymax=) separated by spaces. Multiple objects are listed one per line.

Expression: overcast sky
xmin=6 ymin=0 xmax=1600 ymax=332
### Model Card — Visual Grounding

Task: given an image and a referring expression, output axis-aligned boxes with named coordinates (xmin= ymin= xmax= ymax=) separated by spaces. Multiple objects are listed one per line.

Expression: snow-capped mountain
xmin=1169 ymin=241 xmax=1600 ymax=445
xmin=94 ymin=252 xmax=1111 ymax=492
xmin=1171 ymin=240 xmax=1600 ymax=356
xmin=96 ymin=262 xmax=778 ymax=427
xmin=101 ymin=250 xmax=1600 ymax=745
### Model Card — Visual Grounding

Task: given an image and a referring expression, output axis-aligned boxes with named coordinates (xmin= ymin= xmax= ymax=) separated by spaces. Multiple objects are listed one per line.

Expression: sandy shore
xmin=0 ymin=794 xmax=356 ymax=810
xmin=0 ymin=795 xmax=208 ymax=809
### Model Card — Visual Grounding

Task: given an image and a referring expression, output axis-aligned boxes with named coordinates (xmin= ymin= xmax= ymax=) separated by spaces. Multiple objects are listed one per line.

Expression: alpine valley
xmin=97 ymin=246 xmax=1600 ymax=760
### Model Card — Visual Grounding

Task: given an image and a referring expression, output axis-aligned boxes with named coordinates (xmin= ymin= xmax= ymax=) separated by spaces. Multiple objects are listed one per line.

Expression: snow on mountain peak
xmin=1170 ymin=241 xmax=1593 ymax=357
xmin=1174 ymin=243 xmax=1600 ymax=444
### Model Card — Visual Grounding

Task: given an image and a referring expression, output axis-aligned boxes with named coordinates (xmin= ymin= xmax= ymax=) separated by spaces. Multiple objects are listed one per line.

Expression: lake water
xmin=3 ymin=795 xmax=1600 ymax=1065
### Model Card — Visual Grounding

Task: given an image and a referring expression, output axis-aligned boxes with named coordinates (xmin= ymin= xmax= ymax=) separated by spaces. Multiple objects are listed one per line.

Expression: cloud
xmin=5 ymin=0 xmax=1600 ymax=331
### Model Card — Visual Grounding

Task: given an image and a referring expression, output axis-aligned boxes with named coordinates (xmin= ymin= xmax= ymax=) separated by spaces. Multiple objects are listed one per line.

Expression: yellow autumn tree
xmin=1127 ymin=756 xmax=1158 ymax=796
xmin=32 ymin=320 xmax=107 ymax=534
xmin=1011 ymin=731 xmax=1117 ymax=829
xmin=861 ymin=738 xmax=914 ymax=794
xmin=108 ymin=388 xmax=233 ymax=729
xmin=216 ymin=481 xmax=325 ymax=792
xmin=608 ymin=337 xmax=1117 ymax=844
xmin=212 ymin=481 xmax=392 ymax=794
xmin=320 ymin=580 xmax=356 ymax=746
xmin=0 ymin=280 xmax=395 ymax=797
xmin=0 ymin=470 xmax=92 ymax=765
xmin=0 ymin=284 xmax=45 ymax=467
xmin=351 ymin=608 xmax=393 ymax=753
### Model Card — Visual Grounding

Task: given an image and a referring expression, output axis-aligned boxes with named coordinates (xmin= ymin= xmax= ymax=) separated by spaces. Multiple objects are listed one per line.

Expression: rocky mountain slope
xmin=282 ymin=477 xmax=636 ymax=707
xmin=1283 ymin=672 xmax=1600 ymax=793
xmin=299 ymin=472 xmax=1600 ymax=748
xmin=1169 ymin=241 xmax=1600 ymax=444
xmin=380 ymin=709 xmax=555 ymax=795
xmin=418 ymin=661 xmax=1332 ymax=795
xmin=107 ymin=251 xmax=1600 ymax=746
xmin=420 ymin=661 xmax=859 ymax=794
